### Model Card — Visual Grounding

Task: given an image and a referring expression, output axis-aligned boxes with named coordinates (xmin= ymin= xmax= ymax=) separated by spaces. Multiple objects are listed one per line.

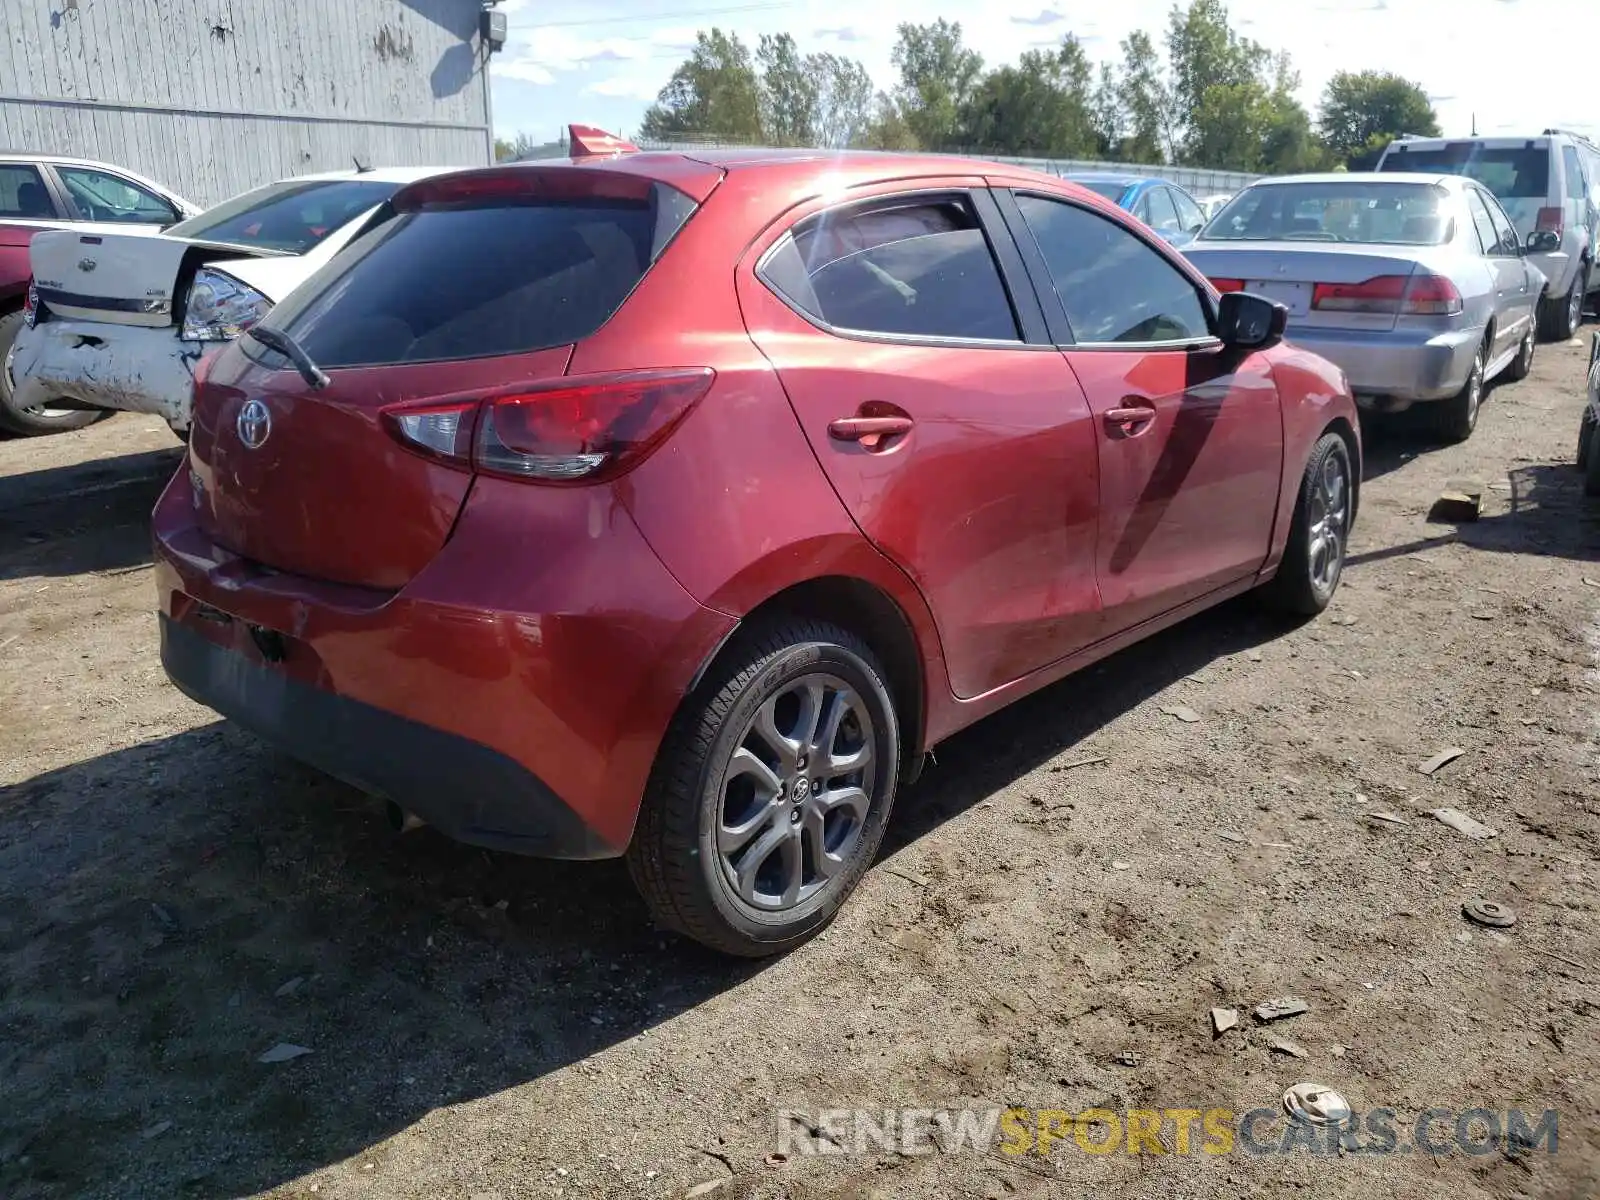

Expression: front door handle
xmin=1104 ymin=405 xmax=1157 ymax=424
xmin=828 ymin=415 xmax=913 ymax=450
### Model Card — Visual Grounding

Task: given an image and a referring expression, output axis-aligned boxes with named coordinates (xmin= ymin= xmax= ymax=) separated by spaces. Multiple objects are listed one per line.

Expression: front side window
xmin=0 ymin=164 xmax=54 ymax=218
xmin=1144 ymin=187 xmax=1180 ymax=234
xmin=167 ymin=179 xmax=398 ymax=253
xmin=1171 ymin=188 xmax=1206 ymax=233
xmin=1465 ymin=190 xmax=1500 ymax=256
xmin=1481 ymin=190 xmax=1521 ymax=255
xmin=54 ymin=166 xmax=176 ymax=224
xmin=760 ymin=197 xmax=1021 ymax=342
xmin=1015 ymin=193 xmax=1210 ymax=345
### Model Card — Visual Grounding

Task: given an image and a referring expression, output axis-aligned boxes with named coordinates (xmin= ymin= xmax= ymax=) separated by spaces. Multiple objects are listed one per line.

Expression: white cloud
xmin=583 ymin=77 xmax=664 ymax=101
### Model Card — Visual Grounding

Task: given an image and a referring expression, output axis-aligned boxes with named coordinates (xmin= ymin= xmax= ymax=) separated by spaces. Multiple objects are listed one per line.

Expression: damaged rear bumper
xmin=7 ymin=317 xmax=225 ymax=430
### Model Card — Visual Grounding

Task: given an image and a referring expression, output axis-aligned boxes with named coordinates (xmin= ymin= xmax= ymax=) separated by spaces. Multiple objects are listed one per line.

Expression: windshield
xmin=166 ymin=179 xmax=399 ymax=254
xmin=1380 ymin=144 xmax=1550 ymax=201
xmin=1204 ymin=181 xmax=1455 ymax=245
xmin=1072 ymin=179 xmax=1132 ymax=203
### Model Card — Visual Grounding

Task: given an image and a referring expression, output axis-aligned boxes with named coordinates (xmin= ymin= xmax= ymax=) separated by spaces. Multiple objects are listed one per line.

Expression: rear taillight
xmin=1311 ymin=273 xmax=1462 ymax=316
xmin=1536 ymin=206 xmax=1564 ymax=236
xmin=22 ymin=280 xmax=37 ymax=328
xmin=1208 ymin=277 xmax=1245 ymax=294
xmin=381 ymin=368 xmax=714 ymax=483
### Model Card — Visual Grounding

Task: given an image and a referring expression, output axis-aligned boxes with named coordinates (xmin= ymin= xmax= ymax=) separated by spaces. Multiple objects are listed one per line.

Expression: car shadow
xmin=0 ymin=590 xmax=1295 ymax=1198
xmin=0 ymin=446 xmax=180 ymax=579
xmin=1346 ymin=461 xmax=1600 ymax=569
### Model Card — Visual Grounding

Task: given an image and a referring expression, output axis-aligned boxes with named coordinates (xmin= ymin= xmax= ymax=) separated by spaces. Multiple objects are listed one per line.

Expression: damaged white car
xmin=3 ymin=166 xmax=450 ymax=437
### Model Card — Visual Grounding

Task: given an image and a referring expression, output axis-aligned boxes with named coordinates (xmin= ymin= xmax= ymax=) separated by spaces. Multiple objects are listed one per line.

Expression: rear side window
xmin=0 ymin=164 xmax=54 ymax=218
xmin=1465 ymin=190 xmax=1499 ymax=255
xmin=1563 ymin=146 xmax=1587 ymax=200
xmin=259 ymin=183 xmax=698 ymax=368
xmin=760 ymin=197 xmax=1021 ymax=342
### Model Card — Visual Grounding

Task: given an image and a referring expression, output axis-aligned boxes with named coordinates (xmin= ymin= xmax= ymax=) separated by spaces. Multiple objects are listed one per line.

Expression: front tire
xmin=1583 ymin=409 xmax=1600 ymax=498
xmin=627 ymin=619 xmax=902 ymax=957
xmin=1437 ymin=337 xmax=1488 ymax=443
xmin=1263 ymin=432 xmax=1353 ymax=616
xmin=0 ymin=310 xmax=106 ymax=437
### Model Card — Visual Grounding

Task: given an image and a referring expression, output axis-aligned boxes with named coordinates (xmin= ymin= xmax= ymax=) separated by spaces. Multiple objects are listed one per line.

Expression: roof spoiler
xmin=568 ymin=124 xmax=639 ymax=158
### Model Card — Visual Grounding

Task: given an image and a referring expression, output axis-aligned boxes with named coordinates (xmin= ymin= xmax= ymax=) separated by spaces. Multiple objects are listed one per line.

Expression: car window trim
xmin=752 ymin=186 xmax=1053 ymax=352
xmin=28 ymin=163 xmax=73 ymax=220
xmin=994 ymin=186 xmax=1222 ymax=352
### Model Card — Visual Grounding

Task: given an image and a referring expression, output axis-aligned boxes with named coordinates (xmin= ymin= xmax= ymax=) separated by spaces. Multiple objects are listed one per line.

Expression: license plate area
xmin=1248 ymin=280 xmax=1311 ymax=317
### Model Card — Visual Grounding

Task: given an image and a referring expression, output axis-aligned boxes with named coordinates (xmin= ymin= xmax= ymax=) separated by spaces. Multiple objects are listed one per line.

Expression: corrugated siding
xmin=0 ymin=0 xmax=493 ymax=206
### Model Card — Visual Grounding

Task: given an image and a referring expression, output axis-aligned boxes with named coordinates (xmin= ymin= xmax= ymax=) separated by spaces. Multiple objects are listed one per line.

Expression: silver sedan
xmin=1184 ymin=172 xmax=1547 ymax=442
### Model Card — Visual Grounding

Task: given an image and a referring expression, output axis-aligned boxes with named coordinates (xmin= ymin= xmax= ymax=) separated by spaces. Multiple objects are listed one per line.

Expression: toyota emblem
xmin=237 ymin=398 xmax=271 ymax=449
xmin=78 ymin=258 xmax=97 ymax=272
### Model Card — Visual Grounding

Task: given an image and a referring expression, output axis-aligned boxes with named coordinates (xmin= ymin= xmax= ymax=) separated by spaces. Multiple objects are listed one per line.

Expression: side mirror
xmin=1216 ymin=290 xmax=1287 ymax=349
xmin=1527 ymin=229 xmax=1561 ymax=254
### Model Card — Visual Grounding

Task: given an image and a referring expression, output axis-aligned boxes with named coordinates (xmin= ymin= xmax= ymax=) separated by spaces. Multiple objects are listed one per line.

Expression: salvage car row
xmin=0 ymin=127 xmax=1593 ymax=957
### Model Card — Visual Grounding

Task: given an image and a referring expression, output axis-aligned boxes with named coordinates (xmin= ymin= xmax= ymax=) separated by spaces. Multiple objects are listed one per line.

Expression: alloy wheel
xmin=716 ymin=672 xmax=876 ymax=912
xmin=1306 ymin=448 xmax=1349 ymax=595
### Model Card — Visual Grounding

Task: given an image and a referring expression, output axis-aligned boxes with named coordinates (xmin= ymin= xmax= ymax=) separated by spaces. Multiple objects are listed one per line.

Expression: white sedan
xmin=4 ymin=166 xmax=451 ymax=437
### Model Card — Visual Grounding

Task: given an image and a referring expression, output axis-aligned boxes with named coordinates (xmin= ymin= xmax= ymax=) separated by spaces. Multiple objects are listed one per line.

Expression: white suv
xmin=1378 ymin=130 xmax=1600 ymax=341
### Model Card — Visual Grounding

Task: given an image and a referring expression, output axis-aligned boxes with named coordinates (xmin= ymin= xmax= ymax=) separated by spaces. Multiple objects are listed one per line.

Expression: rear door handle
xmin=828 ymin=415 xmax=913 ymax=442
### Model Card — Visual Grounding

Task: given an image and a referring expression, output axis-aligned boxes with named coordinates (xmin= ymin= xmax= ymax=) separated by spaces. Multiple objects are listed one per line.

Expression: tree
xmin=757 ymin=33 xmax=819 ymax=146
xmin=959 ymin=37 xmax=1098 ymax=158
xmin=640 ymin=28 xmax=762 ymax=143
xmin=1165 ymin=0 xmax=1267 ymax=164
xmin=1091 ymin=62 xmax=1122 ymax=159
xmin=1115 ymin=31 xmax=1173 ymax=164
xmin=1318 ymin=70 xmax=1441 ymax=166
xmin=493 ymin=131 xmax=542 ymax=162
xmin=811 ymin=55 xmax=875 ymax=148
xmin=882 ymin=19 xmax=984 ymax=151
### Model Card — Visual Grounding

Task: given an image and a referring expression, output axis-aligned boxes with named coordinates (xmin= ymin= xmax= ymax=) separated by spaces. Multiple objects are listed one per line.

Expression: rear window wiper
xmin=248 ymin=325 xmax=330 ymax=390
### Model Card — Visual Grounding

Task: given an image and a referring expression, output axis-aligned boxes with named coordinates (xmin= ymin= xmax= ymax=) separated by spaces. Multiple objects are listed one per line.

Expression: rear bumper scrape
xmin=160 ymin=614 xmax=619 ymax=859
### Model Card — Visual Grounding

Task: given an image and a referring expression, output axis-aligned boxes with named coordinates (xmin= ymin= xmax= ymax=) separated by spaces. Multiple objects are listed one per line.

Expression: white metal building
xmin=0 ymin=0 xmax=501 ymax=206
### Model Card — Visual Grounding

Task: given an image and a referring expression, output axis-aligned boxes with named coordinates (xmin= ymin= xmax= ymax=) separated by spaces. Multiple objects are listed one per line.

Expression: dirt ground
xmin=2 ymin=332 xmax=1598 ymax=1200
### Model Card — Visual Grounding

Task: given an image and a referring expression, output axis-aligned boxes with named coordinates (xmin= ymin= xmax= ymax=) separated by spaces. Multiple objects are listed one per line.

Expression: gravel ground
xmin=1 ymin=333 xmax=1598 ymax=1200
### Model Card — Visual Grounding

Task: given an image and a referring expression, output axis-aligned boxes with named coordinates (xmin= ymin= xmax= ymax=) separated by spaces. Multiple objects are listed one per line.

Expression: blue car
xmin=1065 ymin=173 xmax=1211 ymax=248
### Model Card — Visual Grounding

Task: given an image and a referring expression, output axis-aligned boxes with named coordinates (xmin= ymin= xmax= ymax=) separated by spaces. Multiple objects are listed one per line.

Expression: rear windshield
xmin=1072 ymin=179 xmax=1131 ymax=203
xmin=254 ymin=183 xmax=697 ymax=368
xmin=166 ymin=179 xmax=399 ymax=254
xmin=1204 ymin=181 xmax=1454 ymax=245
xmin=1380 ymin=144 xmax=1550 ymax=200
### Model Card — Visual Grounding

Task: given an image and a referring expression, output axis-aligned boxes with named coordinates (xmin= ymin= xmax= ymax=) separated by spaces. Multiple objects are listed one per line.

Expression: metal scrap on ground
xmin=1418 ymin=747 xmax=1465 ymax=776
xmin=1254 ymin=997 xmax=1309 ymax=1023
xmin=1433 ymin=808 xmax=1497 ymax=839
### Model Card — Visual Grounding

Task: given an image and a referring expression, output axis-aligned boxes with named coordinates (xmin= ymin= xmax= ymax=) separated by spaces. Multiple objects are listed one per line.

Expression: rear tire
xmin=1263 ymin=432 xmax=1353 ymax=617
xmin=1436 ymin=337 xmax=1488 ymax=443
xmin=1540 ymin=263 xmax=1588 ymax=342
xmin=1505 ymin=323 xmax=1536 ymax=382
xmin=627 ymin=618 xmax=902 ymax=957
xmin=0 ymin=310 xmax=107 ymax=437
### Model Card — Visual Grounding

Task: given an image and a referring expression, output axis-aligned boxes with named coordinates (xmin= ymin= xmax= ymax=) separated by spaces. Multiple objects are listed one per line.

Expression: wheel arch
xmin=687 ymin=573 xmax=932 ymax=766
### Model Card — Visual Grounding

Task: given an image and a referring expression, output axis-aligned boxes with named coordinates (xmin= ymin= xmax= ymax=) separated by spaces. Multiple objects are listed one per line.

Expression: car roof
xmin=1247 ymin=171 xmax=1461 ymax=188
xmin=1065 ymin=172 xmax=1143 ymax=185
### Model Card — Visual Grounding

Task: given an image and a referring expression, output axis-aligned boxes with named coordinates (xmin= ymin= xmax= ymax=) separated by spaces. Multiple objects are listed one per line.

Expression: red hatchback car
xmin=153 ymin=140 xmax=1359 ymax=956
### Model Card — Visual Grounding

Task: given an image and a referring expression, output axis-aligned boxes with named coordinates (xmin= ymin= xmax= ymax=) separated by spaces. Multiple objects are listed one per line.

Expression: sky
xmin=487 ymin=0 xmax=1599 ymax=150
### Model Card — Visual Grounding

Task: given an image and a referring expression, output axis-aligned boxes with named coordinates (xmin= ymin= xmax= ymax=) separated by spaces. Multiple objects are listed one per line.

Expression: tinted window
xmin=1171 ymin=188 xmax=1206 ymax=232
xmin=1073 ymin=179 xmax=1130 ymax=203
xmin=55 ymin=166 xmax=176 ymax=224
xmin=1381 ymin=144 xmax=1550 ymax=200
xmin=0 ymin=164 xmax=54 ymax=219
xmin=1465 ymin=190 xmax=1499 ymax=255
xmin=260 ymin=186 xmax=698 ymax=368
xmin=168 ymin=179 xmax=398 ymax=253
xmin=1206 ymin=181 xmax=1453 ymax=245
xmin=762 ymin=198 xmax=1020 ymax=342
xmin=1145 ymin=187 xmax=1180 ymax=234
xmin=1016 ymin=194 xmax=1209 ymax=344
xmin=1563 ymin=146 xmax=1587 ymax=200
